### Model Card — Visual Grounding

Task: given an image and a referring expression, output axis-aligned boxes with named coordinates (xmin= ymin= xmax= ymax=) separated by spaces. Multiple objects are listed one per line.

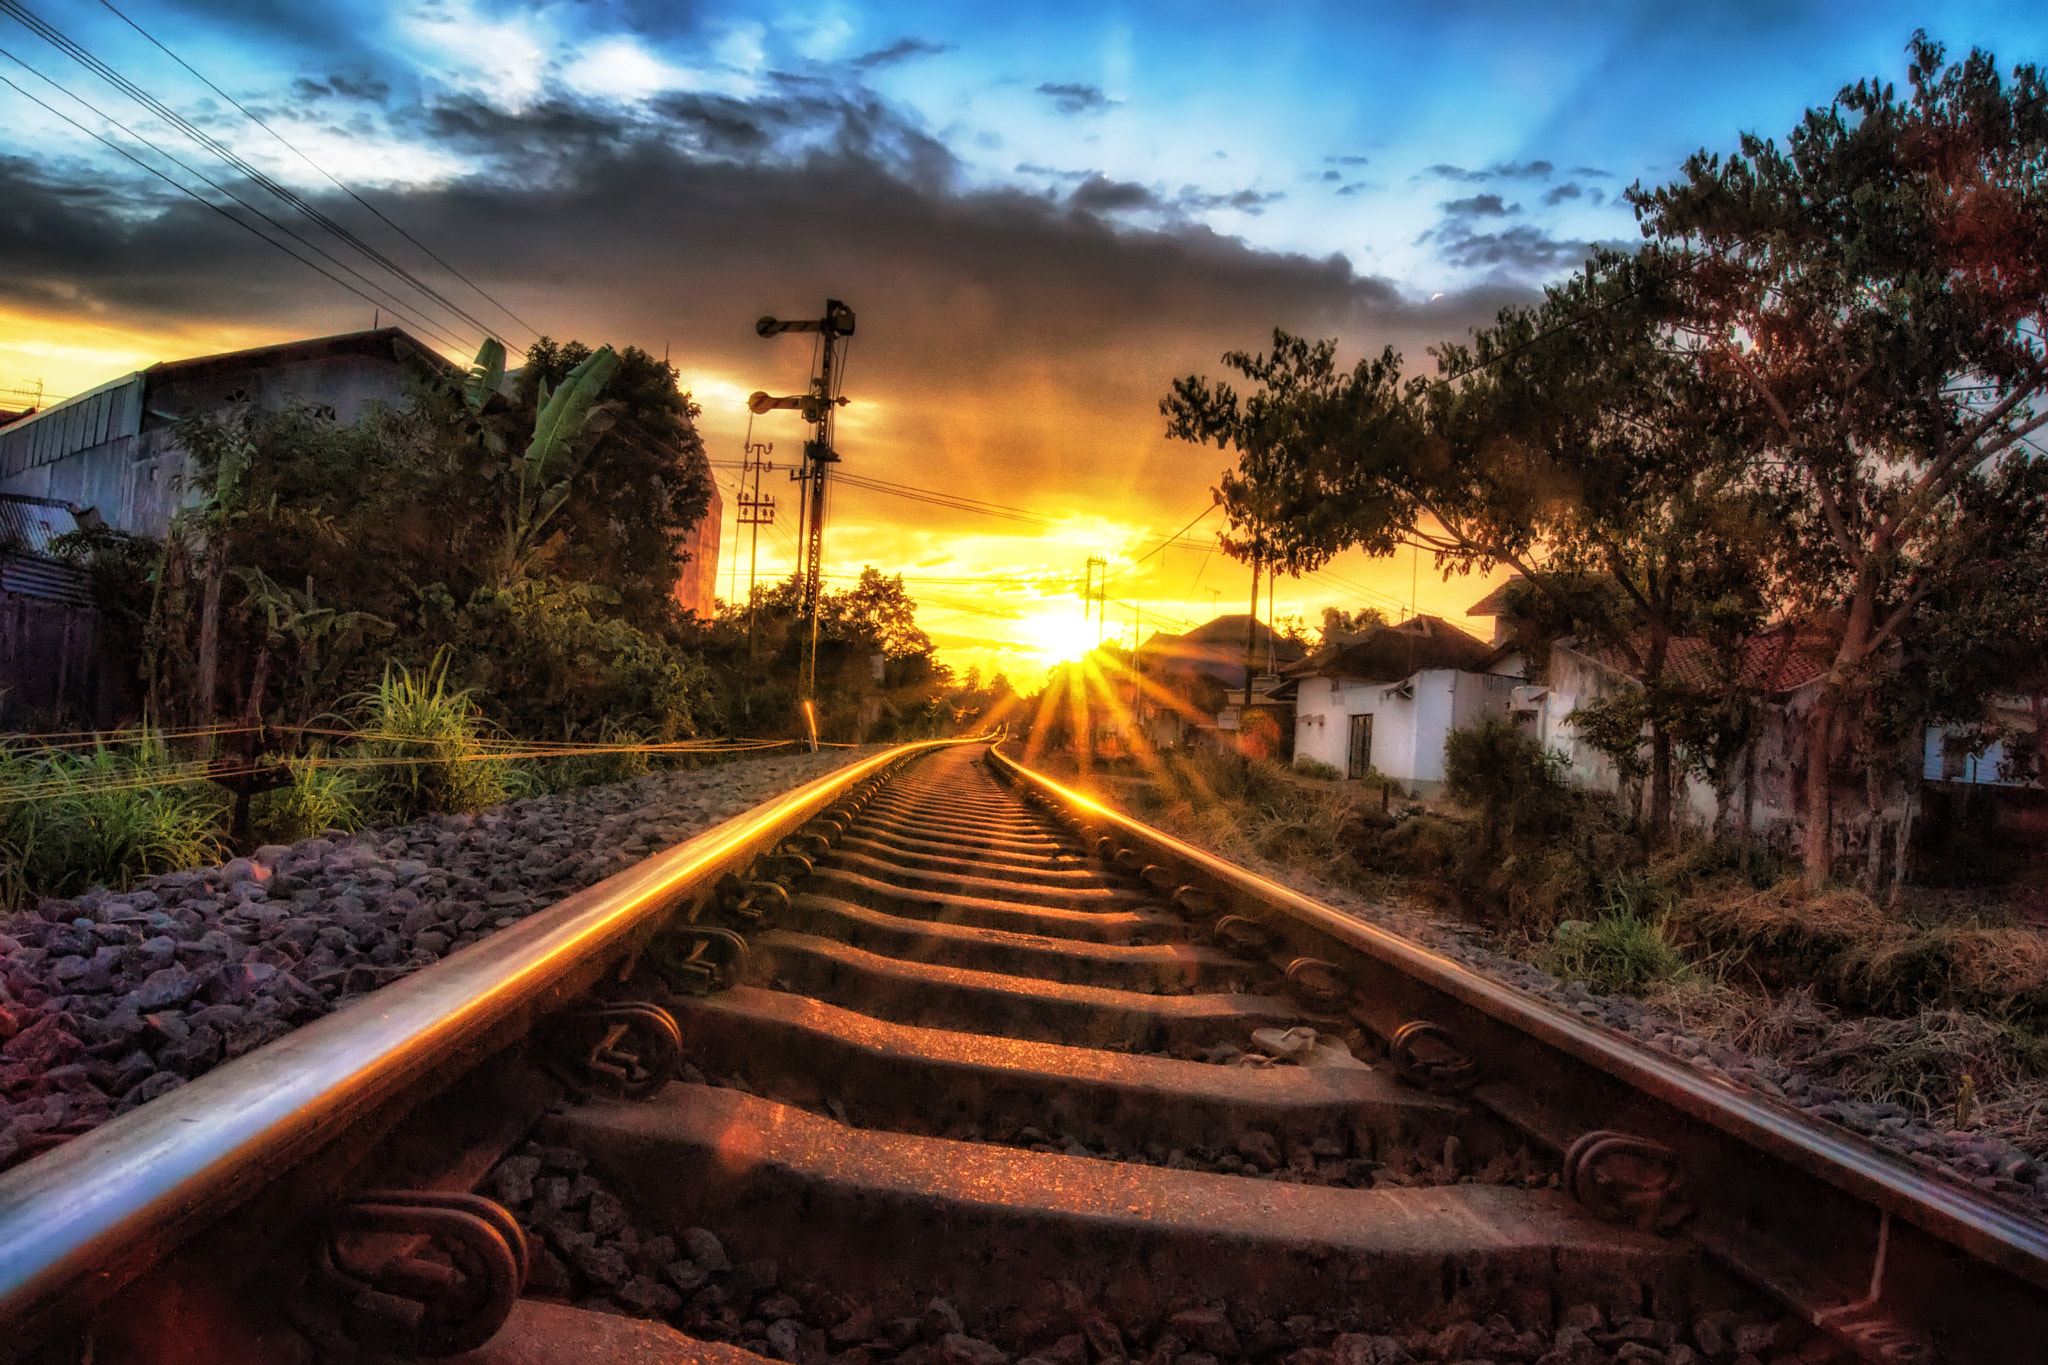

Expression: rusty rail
xmin=0 ymin=739 xmax=972 ymax=1349
xmin=987 ymin=741 xmax=2048 ymax=1365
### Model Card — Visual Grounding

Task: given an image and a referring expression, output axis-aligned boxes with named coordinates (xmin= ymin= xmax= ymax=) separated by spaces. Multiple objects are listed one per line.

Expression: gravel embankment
xmin=0 ymin=746 xmax=883 ymax=1170
xmin=1242 ymin=859 xmax=2048 ymax=1218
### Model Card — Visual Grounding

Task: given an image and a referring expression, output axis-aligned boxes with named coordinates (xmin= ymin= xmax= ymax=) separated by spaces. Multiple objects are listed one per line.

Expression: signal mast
xmin=749 ymin=299 xmax=855 ymax=749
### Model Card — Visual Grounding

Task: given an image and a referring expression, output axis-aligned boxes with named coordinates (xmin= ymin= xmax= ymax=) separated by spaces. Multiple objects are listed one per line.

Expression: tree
xmin=1165 ymin=247 xmax=1770 ymax=841
xmin=1319 ymin=606 xmax=1388 ymax=643
xmin=1637 ymin=34 xmax=2048 ymax=885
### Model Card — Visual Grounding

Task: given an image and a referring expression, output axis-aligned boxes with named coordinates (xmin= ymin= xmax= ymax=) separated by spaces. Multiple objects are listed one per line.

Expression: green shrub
xmin=353 ymin=653 xmax=506 ymax=820
xmin=251 ymin=757 xmax=368 ymax=843
xmin=1292 ymin=757 xmax=1343 ymax=781
xmin=1545 ymin=898 xmax=1691 ymax=997
xmin=0 ymin=735 xmax=225 ymax=906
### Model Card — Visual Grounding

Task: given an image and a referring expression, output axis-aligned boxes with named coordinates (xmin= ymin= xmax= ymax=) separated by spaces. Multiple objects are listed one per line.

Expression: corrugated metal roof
xmin=0 ymin=554 xmax=93 ymax=607
xmin=0 ymin=494 xmax=85 ymax=555
xmin=0 ymin=372 xmax=145 ymax=478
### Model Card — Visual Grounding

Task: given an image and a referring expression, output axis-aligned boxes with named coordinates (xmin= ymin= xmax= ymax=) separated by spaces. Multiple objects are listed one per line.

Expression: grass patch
xmin=353 ymin=653 xmax=507 ymax=820
xmin=250 ymin=755 xmax=370 ymax=844
xmin=1292 ymin=757 xmax=1343 ymax=781
xmin=0 ymin=734 xmax=226 ymax=907
xmin=1543 ymin=876 xmax=1691 ymax=996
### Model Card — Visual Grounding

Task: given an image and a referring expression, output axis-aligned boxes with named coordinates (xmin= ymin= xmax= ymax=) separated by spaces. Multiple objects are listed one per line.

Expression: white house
xmin=1283 ymin=615 xmax=1515 ymax=791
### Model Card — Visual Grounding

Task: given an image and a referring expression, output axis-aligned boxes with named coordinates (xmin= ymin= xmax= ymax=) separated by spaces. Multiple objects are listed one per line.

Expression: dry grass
xmin=1669 ymin=875 xmax=2048 ymax=1015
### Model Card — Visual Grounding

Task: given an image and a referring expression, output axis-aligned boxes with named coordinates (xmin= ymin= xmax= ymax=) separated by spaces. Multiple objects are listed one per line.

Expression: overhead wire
xmin=90 ymin=0 xmax=539 ymax=343
xmin=0 ymin=57 xmax=470 ymax=353
xmin=0 ymin=0 xmax=494 ymax=349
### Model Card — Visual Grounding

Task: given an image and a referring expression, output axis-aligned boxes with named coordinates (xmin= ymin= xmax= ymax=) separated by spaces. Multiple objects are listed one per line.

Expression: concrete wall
xmin=1292 ymin=669 xmax=1516 ymax=790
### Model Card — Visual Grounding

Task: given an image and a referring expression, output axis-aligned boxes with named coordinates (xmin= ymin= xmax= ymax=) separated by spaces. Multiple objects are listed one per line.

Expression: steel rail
xmin=986 ymin=744 xmax=2048 ymax=1300
xmin=0 ymin=738 xmax=970 ymax=1345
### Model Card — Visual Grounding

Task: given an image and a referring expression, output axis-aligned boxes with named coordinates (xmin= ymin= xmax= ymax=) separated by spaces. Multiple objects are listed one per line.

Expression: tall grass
xmin=1543 ymin=876 xmax=1691 ymax=997
xmin=0 ymin=734 xmax=225 ymax=908
xmin=250 ymin=755 xmax=369 ymax=844
xmin=352 ymin=653 xmax=506 ymax=820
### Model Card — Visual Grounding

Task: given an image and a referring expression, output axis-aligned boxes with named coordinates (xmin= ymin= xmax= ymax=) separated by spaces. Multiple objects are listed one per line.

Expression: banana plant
xmin=463 ymin=338 xmax=506 ymax=412
xmin=500 ymin=344 xmax=618 ymax=585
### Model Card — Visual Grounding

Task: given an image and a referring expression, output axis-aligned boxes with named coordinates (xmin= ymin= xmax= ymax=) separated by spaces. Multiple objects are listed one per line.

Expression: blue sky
xmin=3 ymin=0 xmax=2044 ymax=671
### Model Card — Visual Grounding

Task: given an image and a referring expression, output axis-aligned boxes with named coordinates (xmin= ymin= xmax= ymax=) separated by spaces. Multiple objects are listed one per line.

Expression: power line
xmin=1 ymin=1 xmax=495 ymax=349
xmin=1103 ymin=501 xmax=1220 ymax=581
xmin=93 ymin=0 xmax=539 ymax=343
xmin=0 ymin=59 xmax=469 ymax=353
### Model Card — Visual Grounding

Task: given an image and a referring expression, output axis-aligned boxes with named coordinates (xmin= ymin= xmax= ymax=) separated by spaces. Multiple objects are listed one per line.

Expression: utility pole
xmin=736 ymin=440 xmax=775 ymax=662
xmin=1242 ymin=540 xmax=1262 ymax=703
xmin=751 ymin=300 xmax=856 ymax=750
xmin=1083 ymin=556 xmax=1108 ymax=646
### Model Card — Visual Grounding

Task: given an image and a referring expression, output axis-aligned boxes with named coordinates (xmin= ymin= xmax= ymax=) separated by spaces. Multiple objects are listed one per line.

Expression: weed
xmin=353 ymin=652 xmax=506 ymax=820
xmin=1544 ymin=903 xmax=1691 ymax=997
xmin=251 ymin=756 xmax=368 ymax=843
xmin=0 ymin=735 xmax=224 ymax=906
xmin=1292 ymin=757 xmax=1343 ymax=781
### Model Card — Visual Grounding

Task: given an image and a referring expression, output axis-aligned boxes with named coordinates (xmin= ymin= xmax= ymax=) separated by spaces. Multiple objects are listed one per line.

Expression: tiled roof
xmin=1577 ymin=624 xmax=1834 ymax=696
xmin=1281 ymin=614 xmax=1493 ymax=683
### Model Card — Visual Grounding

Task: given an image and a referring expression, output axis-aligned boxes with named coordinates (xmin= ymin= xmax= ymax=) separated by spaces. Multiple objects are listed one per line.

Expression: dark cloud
xmin=1433 ymin=221 xmax=1600 ymax=276
xmin=851 ymin=38 xmax=953 ymax=70
xmin=1335 ymin=183 xmax=1370 ymax=197
xmin=1178 ymin=187 xmax=1285 ymax=214
xmin=1540 ymin=183 xmax=1583 ymax=205
xmin=1325 ymin=154 xmax=1370 ymax=166
xmin=1443 ymin=193 xmax=1515 ymax=216
xmin=290 ymin=72 xmax=388 ymax=102
xmin=1036 ymin=82 xmax=1117 ymax=115
xmin=1422 ymin=158 xmax=1555 ymax=184
xmin=1015 ymin=162 xmax=1090 ymax=180
xmin=1319 ymin=169 xmax=1341 ymax=181
xmin=0 ymin=128 xmax=1524 ymax=527
xmin=1069 ymin=174 xmax=1160 ymax=213
xmin=1569 ymin=165 xmax=1615 ymax=178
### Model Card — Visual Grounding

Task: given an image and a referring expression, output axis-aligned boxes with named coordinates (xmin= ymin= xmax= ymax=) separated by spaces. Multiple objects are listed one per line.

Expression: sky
xmin=3 ymin=0 xmax=2044 ymax=681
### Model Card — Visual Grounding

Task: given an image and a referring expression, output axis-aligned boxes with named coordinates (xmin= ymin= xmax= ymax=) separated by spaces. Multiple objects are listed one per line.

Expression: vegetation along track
xmin=1 ymin=741 xmax=2045 ymax=1364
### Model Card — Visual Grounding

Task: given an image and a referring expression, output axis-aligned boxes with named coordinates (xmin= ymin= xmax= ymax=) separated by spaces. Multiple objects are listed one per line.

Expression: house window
xmin=1941 ymin=733 xmax=1970 ymax=781
xmin=1348 ymin=713 xmax=1374 ymax=779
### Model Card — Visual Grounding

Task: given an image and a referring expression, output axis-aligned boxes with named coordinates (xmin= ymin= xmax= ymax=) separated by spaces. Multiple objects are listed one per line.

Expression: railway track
xmin=1 ymin=740 xmax=2044 ymax=1363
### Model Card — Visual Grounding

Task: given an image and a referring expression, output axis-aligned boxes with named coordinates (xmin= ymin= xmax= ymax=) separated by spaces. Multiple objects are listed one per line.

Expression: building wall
xmin=0 ymin=352 xmax=424 ymax=538
xmin=671 ymin=481 xmax=723 ymax=621
xmin=1292 ymin=669 xmax=1516 ymax=789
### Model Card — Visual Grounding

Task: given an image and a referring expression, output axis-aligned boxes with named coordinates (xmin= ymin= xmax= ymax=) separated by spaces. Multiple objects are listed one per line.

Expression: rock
xmin=413 ymin=931 xmax=451 ymax=957
xmin=768 ymin=1320 xmax=804 ymax=1361
xmin=126 ymin=1072 xmax=185 ymax=1106
xmin=1169 ymin=1310 xmax=1240 ymax=1358
xmin=525 ymin=1245 xmax=574 ymax=1298
xmin=586 ymin=1189 xmax=629 ymax=1238
xmin=156 ymin=1025 xmax=223 ymax=1076
xmin=2 ymin=1013 xmax=82 ymax=1068
xmin=132 ymin=966 xmax=201 ymax=1010
xmin=663 ymin=1260 xmax=709 ymax=1294
xmin=491 ymin=1155 xmax=542 ymax=1206
xmin=682 ymin=1226 xmax=732 ymax=1272
xmin=726 ymin=1258 xmax=777 ymax=1302
xmin=1041 ymin=1335 xmax=1088 ymax=1365
xmin=1731 ymin=1322 xmax=1777 ymax=1355
xmin=568 ymin=1239 xmax=632 ymax=1287
xmin=942 ymin=1335 xmax=1009 ymax=1365
xmin=616 ymin=1274 xmax=682 ymax=1318
xmin=1235 ymin=1130 xmax=1282 ymax=1172
xmin=1559 ymin=1305 xmax=1604 ymax=1333
xmin=632 ymin=1233 xmax=677 ymax=1277
xmin=925 ymin=1299 xmax=966 ymax=1341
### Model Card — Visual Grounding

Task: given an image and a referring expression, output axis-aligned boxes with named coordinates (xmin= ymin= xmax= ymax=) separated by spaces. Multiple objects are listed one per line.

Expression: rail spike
xmin=1388 ymin=1020 xmax=1481 ymax=1094
xmin=309 ymin=1190 xmax=528 ymax=1357
xmin=545 ymin=1001 xmax=684 ymax=1099
xmin=1562 ymin=1129 xmax=1690 ymax=1234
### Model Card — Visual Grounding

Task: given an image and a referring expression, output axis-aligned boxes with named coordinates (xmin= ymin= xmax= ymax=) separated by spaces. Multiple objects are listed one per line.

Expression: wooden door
xmin=1347 ymin=713 xmax=1373 ymax=779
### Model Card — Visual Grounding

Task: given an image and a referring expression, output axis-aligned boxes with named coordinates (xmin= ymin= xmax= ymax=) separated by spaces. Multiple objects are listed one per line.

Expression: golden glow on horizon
xmin=6 ymin=317 xmax=1509 ymax=684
